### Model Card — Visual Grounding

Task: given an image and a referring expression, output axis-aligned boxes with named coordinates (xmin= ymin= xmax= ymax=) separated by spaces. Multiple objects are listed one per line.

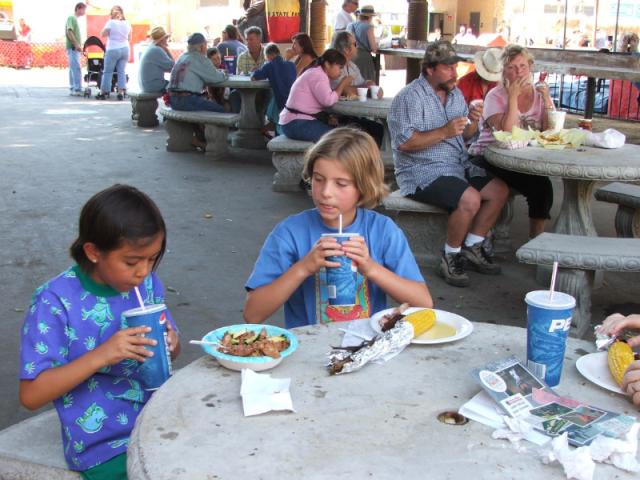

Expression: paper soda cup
xmin=525 ymin=291 xmax=576 ymax=387
xmin=357 ymin=87 xmax=368 ymax=102
xmin=369 ymin=85 xmax=380 ymax=98
xmin=123 ymin=304 xmax=172 ymax=391
xmin=223 ymin=55 xmax=236 ymax=74
xmin=321 ymin=233 xmax=359 ymax=306
xmin=548 ymin=110 xmax=566 ymax=132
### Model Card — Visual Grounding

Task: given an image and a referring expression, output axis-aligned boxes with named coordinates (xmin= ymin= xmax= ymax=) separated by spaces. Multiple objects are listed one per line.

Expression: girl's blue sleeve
xmin=19 ymin=290 xmax=70 ymax=380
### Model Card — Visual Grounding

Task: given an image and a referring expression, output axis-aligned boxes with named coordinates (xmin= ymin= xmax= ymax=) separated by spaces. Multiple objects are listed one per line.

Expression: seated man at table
xmin=237 ymin=26 xmax=265 ymax=74
xmin=138 ymin=26 xmax=175 ymax=93
xmin=328 ymin=30 xmax=384 ymax=146
xmin=388 ymin=41 xmax=509 ymax=288
xmin=168 ymin=32 xmax=228 ymax=112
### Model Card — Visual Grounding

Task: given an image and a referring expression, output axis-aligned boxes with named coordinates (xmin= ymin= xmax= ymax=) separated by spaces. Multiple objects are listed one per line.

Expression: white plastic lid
xmin=122 ymin=303 xmax=166 ymax=317
xmin=321 ymin=233 xmax=360 ymax=239
xmin=525 ymin=290 xmax=575 ymax=310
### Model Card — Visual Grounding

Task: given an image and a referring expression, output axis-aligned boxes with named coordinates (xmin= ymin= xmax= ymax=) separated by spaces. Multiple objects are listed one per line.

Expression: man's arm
xmin=398 ymin=118 xmax=467 ymax=152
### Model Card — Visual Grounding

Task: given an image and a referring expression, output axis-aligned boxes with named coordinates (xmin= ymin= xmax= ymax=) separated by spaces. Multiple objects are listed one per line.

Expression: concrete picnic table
xmin=218 ymin=74 xmax=271 ymax=149
xmin=484 ymin=144 xmax=640 ymax=238
xmin=127 ymin=321 xmax=637 ymax=480
xmin=328 ymin=97 xmax=393 ymax=168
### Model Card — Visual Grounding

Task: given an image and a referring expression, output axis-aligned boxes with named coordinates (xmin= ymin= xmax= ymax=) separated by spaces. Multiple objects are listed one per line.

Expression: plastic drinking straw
xmin=338 ymin=214 xmax=343 ymax=235
xmin=134 ymin=286 xmax=146 ymax=311
xmin=549 ymin=261 xmax=559 ymax=301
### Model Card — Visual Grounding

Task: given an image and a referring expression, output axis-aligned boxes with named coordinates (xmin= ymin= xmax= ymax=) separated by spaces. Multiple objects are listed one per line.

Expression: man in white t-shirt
xmin=333 ymin=0 xmax=358 ymax=34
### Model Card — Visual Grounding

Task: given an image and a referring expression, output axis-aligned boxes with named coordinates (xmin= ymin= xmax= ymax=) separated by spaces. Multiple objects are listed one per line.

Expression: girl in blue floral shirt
xmin=19 ymin=184 xmax=180 ymax=480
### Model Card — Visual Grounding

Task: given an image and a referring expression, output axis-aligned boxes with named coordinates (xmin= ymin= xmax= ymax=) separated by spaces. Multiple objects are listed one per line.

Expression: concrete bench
xmin=158 ymin=106 xmax=240 ymax=159
xmin=0 ymin=409 xmax=80 ymax=479
xmin=594 ymin=182 xmax=640 ymax=238
xmin=129 ymin=91 xmax=163 ymax=128
xmin=267 ymin=135 xmax=314 ymax=192
xmin=516 ymin=233 xmax=640 ymax=338
xmin=381 ymin=191 xmax=517 ymax=267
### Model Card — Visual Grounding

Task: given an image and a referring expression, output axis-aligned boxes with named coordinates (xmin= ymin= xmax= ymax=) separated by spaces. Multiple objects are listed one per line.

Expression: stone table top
xmin=128 ymin=322 xmax=638 ymax=480
xmin=218 ymin=75 xmax=270 ymax=89
xmin=484 ymin=144 xmax=640 ymax=182
xmin=328 ymin=97 xmax=393 ymax=118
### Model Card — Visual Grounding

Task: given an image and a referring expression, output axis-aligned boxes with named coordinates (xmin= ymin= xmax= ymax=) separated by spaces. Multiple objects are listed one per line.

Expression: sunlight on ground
xmin=44 ymin=109 xmax=99 ymax=115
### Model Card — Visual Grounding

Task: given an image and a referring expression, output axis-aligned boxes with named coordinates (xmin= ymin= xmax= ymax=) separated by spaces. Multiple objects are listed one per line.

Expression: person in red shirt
xmin=457 ymin=48 xmax=503 ymax=104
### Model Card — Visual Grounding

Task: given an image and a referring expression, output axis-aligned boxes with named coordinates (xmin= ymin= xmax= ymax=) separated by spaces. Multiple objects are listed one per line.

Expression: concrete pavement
xmin=1 ymin=67 xmax=639 ymax=434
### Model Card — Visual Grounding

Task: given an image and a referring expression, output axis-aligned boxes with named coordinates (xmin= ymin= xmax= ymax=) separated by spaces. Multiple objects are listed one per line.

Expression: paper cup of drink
xmin=548 ymin=110 xmax=566 ymax=132
xmin=369 ymin=85 xmax=380 ymax=98
xmin=123 ymin=304 xmax=172 ymax=391
xmin=469 ymin=99 xmax=483 ymax=110
xmin=525 ymin=291 xmax=576 ymax=387
xmin=321 ymin=233 xmax=359 ymax=306
xmin=357 ymin=88 xmax=368 ymax=102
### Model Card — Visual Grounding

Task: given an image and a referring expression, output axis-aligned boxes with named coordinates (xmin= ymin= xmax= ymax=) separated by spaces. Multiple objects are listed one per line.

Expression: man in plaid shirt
xmin=388 ymin=41 xmax=509 ymax=288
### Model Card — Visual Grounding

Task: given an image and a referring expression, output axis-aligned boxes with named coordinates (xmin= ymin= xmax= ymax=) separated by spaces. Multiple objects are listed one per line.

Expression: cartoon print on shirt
xmin=75 ymin=402 xmax=108 ymax=434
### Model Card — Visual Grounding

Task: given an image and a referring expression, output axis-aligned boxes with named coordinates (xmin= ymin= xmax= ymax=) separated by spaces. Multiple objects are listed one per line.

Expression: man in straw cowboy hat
xmin=457 ymin=47 xmax=503 ymax=105
xmin=388 ymin=40 xmax=509 ymax=288
xmin=139 ymin=26 xmax=175 ymax=93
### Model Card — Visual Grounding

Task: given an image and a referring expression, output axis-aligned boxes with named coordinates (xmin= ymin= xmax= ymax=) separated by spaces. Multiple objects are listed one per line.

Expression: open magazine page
xmin=472 ymin=356 xmax=636 ymax=447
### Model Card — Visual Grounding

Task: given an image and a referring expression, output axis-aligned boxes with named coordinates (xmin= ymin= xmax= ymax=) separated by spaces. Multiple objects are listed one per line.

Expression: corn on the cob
xmin=608 ymin=340 xmax=634 ymax=386
xmin=404 ymin=309 xmax=436 ymax=337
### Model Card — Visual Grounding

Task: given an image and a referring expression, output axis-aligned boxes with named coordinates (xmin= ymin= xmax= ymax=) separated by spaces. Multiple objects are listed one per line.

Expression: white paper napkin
xmin=585 ymin=128 xmax=626 ymax=148
xmin=240 ymin=368 xmax=295 ymax=416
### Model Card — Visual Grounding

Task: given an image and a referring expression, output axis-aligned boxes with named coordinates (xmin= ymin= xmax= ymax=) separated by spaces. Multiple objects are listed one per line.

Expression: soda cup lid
xmin=123 ymin=303 xmax=166 ymax=317
xmin=525 ymin=291 xmax=575 ymax=310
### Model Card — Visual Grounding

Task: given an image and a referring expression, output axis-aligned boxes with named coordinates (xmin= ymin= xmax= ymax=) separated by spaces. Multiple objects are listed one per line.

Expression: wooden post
xmin=405 ymin=0 xmax=428 ymax=83
xmin=309 ymin=0 xmax=326 ymax=55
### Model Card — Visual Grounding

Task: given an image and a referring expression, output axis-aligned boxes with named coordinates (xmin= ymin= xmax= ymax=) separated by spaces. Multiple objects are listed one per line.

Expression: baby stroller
xmin=82 ymin=36 xmax=120 ymax=98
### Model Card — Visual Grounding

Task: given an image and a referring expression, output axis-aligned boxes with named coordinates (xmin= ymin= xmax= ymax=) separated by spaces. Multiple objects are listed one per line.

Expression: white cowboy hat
xmin=473 ymin=48 xmax=503 ymax=82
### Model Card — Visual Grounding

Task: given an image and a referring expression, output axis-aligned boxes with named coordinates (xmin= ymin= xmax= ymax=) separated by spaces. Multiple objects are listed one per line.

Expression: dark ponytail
xmin=303 ymin=48 xmax=346 ymax=74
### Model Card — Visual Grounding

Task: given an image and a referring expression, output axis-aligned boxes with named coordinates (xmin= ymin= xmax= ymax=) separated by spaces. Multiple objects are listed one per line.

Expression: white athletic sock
xmin=464 ymin=233 xmax=485 ymax=247
xmin=444 ymin=244 xmax=461 ymax=254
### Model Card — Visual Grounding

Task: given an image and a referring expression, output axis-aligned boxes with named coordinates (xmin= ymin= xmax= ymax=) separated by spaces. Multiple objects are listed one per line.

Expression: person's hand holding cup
xmin=369 ymin=85 xmax=381 ymax=99
xmin=468 ymin=99 xmax=483 ymax=124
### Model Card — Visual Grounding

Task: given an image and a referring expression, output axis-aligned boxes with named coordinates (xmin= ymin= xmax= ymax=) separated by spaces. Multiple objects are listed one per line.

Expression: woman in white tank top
xmin=96 ymin=5 xmax=131 ymax=100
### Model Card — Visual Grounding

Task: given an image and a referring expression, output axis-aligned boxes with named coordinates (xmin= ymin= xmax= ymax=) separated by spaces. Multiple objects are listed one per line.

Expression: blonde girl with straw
xmin=19 ymin=184 xmax=180 ymax=480
xmin=244 ymin=127 xmax=432 ymax=328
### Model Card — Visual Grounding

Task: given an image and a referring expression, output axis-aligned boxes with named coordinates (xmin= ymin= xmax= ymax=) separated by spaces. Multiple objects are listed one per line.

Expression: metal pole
xmin=562 ymin=0 xmax=568 ymax=49
xmin=613 ymin=0 xmax=621 ymax=52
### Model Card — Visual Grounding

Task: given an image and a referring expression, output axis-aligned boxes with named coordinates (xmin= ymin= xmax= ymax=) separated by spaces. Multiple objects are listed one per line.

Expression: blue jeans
xmin=66 ymin=48 xmax=82 ymax=92
xmin=169 ymin=94 xmax=225 ymax=112
xmin=100 ymin=46 xmax=129 ymax=93
xmin=281 ymin=119 xmax=333 ymax=142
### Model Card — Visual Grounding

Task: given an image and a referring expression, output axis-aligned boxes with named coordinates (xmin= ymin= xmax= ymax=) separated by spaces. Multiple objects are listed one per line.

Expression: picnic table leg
xmin=230 ymin=89 xmax=266 ymax=150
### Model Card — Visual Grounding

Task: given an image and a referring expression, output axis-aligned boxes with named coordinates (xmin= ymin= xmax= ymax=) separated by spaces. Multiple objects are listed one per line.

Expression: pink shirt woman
xmin=469 ymin=45 xmax=555 ymax=238
xmin=280 ymin=49 xmax=352 ymax=142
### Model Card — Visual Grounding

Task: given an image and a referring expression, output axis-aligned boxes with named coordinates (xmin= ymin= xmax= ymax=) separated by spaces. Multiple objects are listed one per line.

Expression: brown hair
xmin=302 ymin=127 xmax=388 ymax=208
xmin=292 ymin=33 xmax=317 ymax=58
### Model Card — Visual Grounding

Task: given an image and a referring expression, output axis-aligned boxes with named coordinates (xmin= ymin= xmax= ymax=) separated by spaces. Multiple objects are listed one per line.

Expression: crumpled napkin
xmin=240 ymin=368 xmax=295 ymax=416
xmin=584 ymin=128 xmax=626 ymax=149
xmin=541 ymin=423 xmax=640 ymax=480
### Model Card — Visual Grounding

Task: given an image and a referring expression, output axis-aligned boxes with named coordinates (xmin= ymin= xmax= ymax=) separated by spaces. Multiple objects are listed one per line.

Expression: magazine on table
xmin=472 ymin=355 xmax=636 ymax=447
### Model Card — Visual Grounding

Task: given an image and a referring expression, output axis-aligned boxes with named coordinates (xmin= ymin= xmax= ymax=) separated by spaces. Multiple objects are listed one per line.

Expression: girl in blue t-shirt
xmin=19 ymin=184 xmax=180 ymax=480
xmin=244 ymin=127 xmax=433 ymax=328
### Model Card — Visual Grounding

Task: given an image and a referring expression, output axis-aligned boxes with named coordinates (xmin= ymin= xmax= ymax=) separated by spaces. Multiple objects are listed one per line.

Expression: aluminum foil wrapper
xmin=327 ymin=321 xmax=413 ymax=375
xmin=595 ymin=326 xmax=616 ymax=351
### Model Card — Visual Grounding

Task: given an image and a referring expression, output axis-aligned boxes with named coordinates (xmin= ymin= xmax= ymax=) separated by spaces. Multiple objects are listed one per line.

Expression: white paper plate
xmin=576 ymin=351 xmax=624 ymax=395
xmin=369 ymin=307 xmax=473 ymax=345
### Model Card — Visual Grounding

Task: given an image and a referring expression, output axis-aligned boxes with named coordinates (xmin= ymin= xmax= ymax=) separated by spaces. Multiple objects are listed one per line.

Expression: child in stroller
xmin=82 ymin=36 xmax=126 ymax=99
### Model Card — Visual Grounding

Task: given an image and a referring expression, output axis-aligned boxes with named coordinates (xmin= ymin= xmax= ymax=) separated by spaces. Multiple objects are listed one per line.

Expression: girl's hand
xmin=621 ymin=361 xmax=640 ymax=408
xmin=598 ymin=313 xmax=640 ymax=346
xmin=300 ymin=237 xmax=342 ymax=276
xmin=166 ymin=322 xmax=181 ymax=360
xmin=94 ymin=327 xmax=157 ymax=366
xmin=343 ymin=236 xmax=375 ymax=275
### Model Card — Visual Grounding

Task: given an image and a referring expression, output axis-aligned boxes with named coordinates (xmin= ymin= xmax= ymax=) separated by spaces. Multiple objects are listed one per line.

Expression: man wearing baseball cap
xmin=138 ymin=26 xmax=175 ymax=93
xmin=168 ymin=32 xmax=228 ymax=112
xmin=388 ymin=41 xmax=509 ymax=288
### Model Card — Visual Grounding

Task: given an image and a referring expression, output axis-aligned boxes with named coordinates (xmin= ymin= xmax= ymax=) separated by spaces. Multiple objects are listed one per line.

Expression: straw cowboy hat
xmin=357 ymin=5 xmax=378 ymax=16
xmin=150 ymin=26 xmax=170 ymax=44
xmin=473 ymin=48 xmax=503 ymax=82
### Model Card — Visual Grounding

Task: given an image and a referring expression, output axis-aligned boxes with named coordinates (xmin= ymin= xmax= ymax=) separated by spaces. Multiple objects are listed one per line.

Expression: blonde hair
xmin=501 ymin=44 xmax=534 ymax=69
xmin=302 ymin=127 xmax=389 ymax=208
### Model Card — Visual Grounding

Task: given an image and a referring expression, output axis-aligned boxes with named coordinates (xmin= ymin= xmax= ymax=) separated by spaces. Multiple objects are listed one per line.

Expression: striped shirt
xmin=388 ymin=75 xmax=486 ymax=196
